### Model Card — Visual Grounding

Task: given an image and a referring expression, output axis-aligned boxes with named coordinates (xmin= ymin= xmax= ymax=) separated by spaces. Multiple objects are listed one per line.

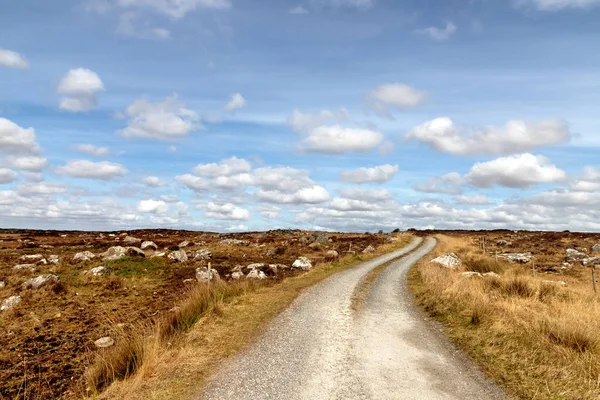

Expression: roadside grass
xmin=408 ymin=235 xmax=600 ymax=400
xmin=89 ymin=234 xmax=412 ymax=399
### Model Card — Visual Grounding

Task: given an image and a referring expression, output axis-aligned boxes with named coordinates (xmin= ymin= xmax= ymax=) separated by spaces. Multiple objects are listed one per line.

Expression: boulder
xmin=566 ymin=248 xmax=587 ymax=262
xmin=123 ymin=236 xmax=142 ymax=245
xmin=496 ymin=240 xmax=512 ymax=246
xmin=13 ymin=264 xmax=37 ymax=272
xmin=19 ymin=254 xmax=44 ymax=263
xmin=311 ymin=232 xmax=329 ymax=244
xmin=218 ymin=239 xmax=250 ymax=246
xmin=73 ymin=251 xmax=95 ymax=262
xmin=140 ymin=241 xmax=158 ymax=250
xmin=246 ymin=269 xmax=267 ymax=280
xmin=151 ymin=251 xmax=167 ymax=258
xmin=362 ymin=245 xmax=376 ymax=254
xmin=246 ymin=263 xmax=265 ymax=271
xmin=192 ymin=249 xmax=212 ymax=261
xmin=499 ymin=253 xmax=532 ymax=264
xmin=325 ymin=250 xmax=339 ymax=261
xmin=583 ymin=257 xmax=600 ymax=266
xmin=195 ymin=267 xmax=220 ymax=282
xmin=85 ymin=266 xmax=111 ymax=277
xmin=1 ymin=296 xmax=21 ymax=311
xmin=48 ymin=255 xmax=60 ymax=265
xmin=292 ymin=257 xmax=312 ymax=271
xmin=179 ymin=240 xmax=191 ymax=248
xmin=431 ymin=253 xmax=462 ymax=269
xmin=94 ymin=337 xmax=115 ymax=348
xmin=168 ymin=250 xmax=188 ymax=263
xmin=126 ymin=247 xmax=145 ymax=258
xmin=592 ymin=244 xmax=600 ymax=254
xmin=231 ymin=271 xmax=244 ymax=280
xmin=22 ymin=274 xmax=59 ymax=289
xmin=100 ymin=246 xmax=127 ymax=261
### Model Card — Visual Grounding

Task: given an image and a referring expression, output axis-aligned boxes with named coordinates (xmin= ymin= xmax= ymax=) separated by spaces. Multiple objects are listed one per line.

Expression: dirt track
xmin=200 ymin=237 xmax=507 ymax=399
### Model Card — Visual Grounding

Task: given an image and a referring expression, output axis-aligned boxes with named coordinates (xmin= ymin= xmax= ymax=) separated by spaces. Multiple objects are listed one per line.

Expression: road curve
xmin=200 ymin=237 xmax=506 ymax=400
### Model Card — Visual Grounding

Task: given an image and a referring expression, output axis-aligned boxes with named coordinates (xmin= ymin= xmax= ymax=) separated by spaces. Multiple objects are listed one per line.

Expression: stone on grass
xmin=246 ymin=269 xmax=267 ymax=280
xmin=542 ymin=280 xmax=567 ymax=286
xmin=218 ymin=239 xmax=250 ymax=246
xmin=192 ymin=249 xmax=212 ymax=261
xmin=0 ymin=281 xmax=5 ymax=289
xmin=168 ymin=250 xmax=188 ymax=263
xmin=461 ymin=272 xmax=482 ymax=278
xmin=582 ymin=257 xmax=600 ymax=266
xmin=195 ymin=267 xmax=220 ymax=282
xmin=48 ymin=255 xmax=60 ymax=265
xmin=140 ymin=241 xmax=158 ymax=250
xmin=85 ymin=266 xmax=111 ymax=277
xmin=362 ymin=245 xmax=376 ymax=254
xmin=592 ymin=244 xmax=600 ymax=254
xmin=100 ymin=246 xmax=127 ymax=261
xmin=431 ymin=253 xmax=462 ymax=269
xmin=19 ymin=254 xmax=45 ymax=262
xmin=499 ymin=253 xmax=532 ymax=264
xmin=496 ymin=240 xmax=512 ymax=246
xmin=94 ymin=337 xmax=115 ymax=348
xmin=483 ymin=272 xmax=501 ymax=279
xmin=13 ymin=264 xmax=37 ymax=272
xmin=231 ymin=271 xmax=244 ymax=280
xmin=566 ymin=248 xmax=587 ymax=262
xmin=22 ymin=274 xmax=59 ymax=289
xmin=123 ymin=236 xmax=142 ymax=245
xmin=311 ymin=232 xmax=329 ymax=244
xmin=179 ymin=240 xmax=191 ymax=248
xmin=325 ymin=250 xmax=339 ymax=261
xmin=1 ymin=296 xmax=21 ymax=311
xmin=246 ymin=263 xmax=265 ymax=271
xmin=151 ymin=251 xmax=167 ymax=258
xmin=126 ymin=247 xmax=145 ymax=258
xmin=292 ymin=257 xmax=312 ymax=271
xmin=73 ymin=251 xmax=95 ymax=262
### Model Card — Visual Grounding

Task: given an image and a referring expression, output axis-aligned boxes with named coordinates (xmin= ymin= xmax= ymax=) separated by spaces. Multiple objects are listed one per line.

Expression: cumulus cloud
xmin=200 ymin=202 xmax=251 ymax=220
xmin=406 ymin=117 xmax=571 ymax=156
xmin=117 ymin=0 xmax=232 ymax=19
xmin=193 ymin=156 xmax=252 ymax=178
xmin=339 ymin=164 xmax=399 ymax=184
xmin=368 ymin=83 xmax=427 ymax=114
xmin=416 ymin=22 xmax=457 ymax=41
xmin=338 ymin=187 xmax=393 ymax=202
xmin=518 ymin=0 xmax=600 ymax=10
xmin=58 ymin=68 xmax=105 ymax=112
xmin=7 ymin=156 xmax=48 ymax=171
xmin=56 ymin=160 xmax=128 ymax=180
xmin=0 ymin=48 xmax=29 ymax=69
xmin=75 ymin=144 xmax=110 ymax=157
xmin=413 ymin=172 xmax=464 ymax=194
xmin=0 ymin=168 xmax=18 ymax=184
xmin=300 ymin=125 xmax=383 ymax=154
xmin=256 ymin=185 xmax=330 ymax=204
xmin=0 ymin=118 xmax=41 ymax=156
xmin=224 ymin=93 xmax=246 ymax=111
xmin=142 ymin=176 xmax=166 ymax=187
xmin=137 ymin=199 xmax=169 ymax=214
xmin=16 ymin=182 xmax=66 ymax=196
xmin=118 ymin=94 xmax=201 ymax=140
xmin=453 ymin=194 xmax=492 ymax=205
xmin=466 ymin=153 xmax=568 ymax=189
xmin=175 ymin=174 xmax=208 ymax=192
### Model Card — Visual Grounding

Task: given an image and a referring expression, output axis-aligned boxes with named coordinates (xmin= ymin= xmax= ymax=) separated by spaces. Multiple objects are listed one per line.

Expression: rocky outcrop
xmin=592 ymin=244 xmax=600 ymax=254
xmin=362 ymin=245 xmax=376 ymax=254
xmin=499 ymin=253 xmax=532 ymax=264
xmin=126 ymin=247 xmax=145 ymax=258
xmin=192 ymin=249 xmax=212 ymax=261
xmin=1 ymin=296 xmax=21 ymax=311
xmin=140 ymin=241 xmax=158 ymax=250
xmin=246 ymin=269 xmax=267 ymax=280
xmin=325 ymin=250 xmax=339 ymax=261
xmin=85 ymin=266 xmax=111 ymax=277
xmin=22 ymin=274 xmax=59 ymax=289
xmin=73 ymin=251 xmax=95 ymax=262
xmin=195 ymin=266 xmax=220 ymax=282
xmin=231 ymin=271 xmax=244 ymax=280
xmin=123 ymin=236 xmax=142 ymax=245
xmin=218 ymin=239 xmax=250 ymax=246
xmin=311 ymin=232 xmax=329 ymax=244
xmin=583 ymin=257 xmax=600 ymax=266
xmin=179 ymin=240 xmax=191 ymax=248
xmin=13 ymin=264 xmax=37 ymax=272
xmin=0 ymin=281 xmax=5 ymax=289
xmin=496 ymin=240 xmax=512 ymax=246
xmin=168 ymin=250 xmax=188 ymax=263
xmin=48 ymin=255 xmax=60 ymax=265
xmin=100 ymin=246 xmax=127 ymax=261
xmin=566 ymin=249 xmax=587 ymax=262
xmin=431 ymin=253 xmax=462 ymax=269
xmin=292 ymin=257 xmax=312 ymax=271
xmin=19 ymin=254 xmax=45 ymax=263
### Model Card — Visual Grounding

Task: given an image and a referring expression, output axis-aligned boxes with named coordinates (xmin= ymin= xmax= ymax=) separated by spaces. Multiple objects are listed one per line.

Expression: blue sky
xmin=0 ymin=0 xmax=599 ymax=232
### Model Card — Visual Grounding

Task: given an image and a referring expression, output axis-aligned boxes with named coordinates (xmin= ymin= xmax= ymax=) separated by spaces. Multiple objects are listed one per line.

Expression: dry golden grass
xmin=90 ymin=234 xmax=412 ymax=399
xmin=408 ymin=234 xmax=600 ymax=400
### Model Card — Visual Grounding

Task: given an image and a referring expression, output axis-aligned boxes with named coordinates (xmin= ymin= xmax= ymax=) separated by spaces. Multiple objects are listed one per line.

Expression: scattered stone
xmin=231 ymin=271 xmax=244 ymax=280
xmin=461 ymin=272 xmax=483 ymax=278
xmin=499 ymin=253 xmax=532 ymax=264
xmin=13 ymin=264 xmax=37 ymax=272
xmin=311 ymin=232 xmax=329 ymax=244
xmin=267 ymin=264 xmax=279 ymax=275
xmin=483 ymin=272 xmax=501 ymax=279
xmin=592 ymin=244 xmax=600 ymax=254
xmin=575 ymin=247 xmax=588 ymax=254
xmin=73 ymin=251 xmax=95 ymax=262
xmin=192 ymin=249 xmax=212 ymax=261
xmin=123 ymin=236 xmax=142 ymax=245
xmin=126 ymin=247 xmax=145 ymax=258
xmin=151 ymin=251 xmax=167 ymax=258
xmin=40 ymin=244 xmax=54 ymax=249
xmin=583 ymin=257 xmax=600 ymax=266
xmin=1 ymin=296 xmax=21 ymax=311
xmin=179 ymin=240 xmax=191 ymax=248
xmin=386 ymin=237 xmax=399 ymax=243
xmin=168 ymin=250 xmax=188 ymax=263
xmin=496 ymin=240 xmax=512 ymax=246
xmin=218 ymin=239 xmax=250 ymax=246
xmin=292 ymin=257 xmax=312 ymax=271
xmin=542 ymin=280 xmax=567 ymax=286
xmin=362 ymin=245 xmax=376 ymax=254
xmin=48 ymin=255 xmax=60 ymax=265
xmin=85 ymin=266 xmax=111 ymax=277
xmin=325 ymin=250 xmax=339 ymax=261
xmin=195 ymin=266 xmax=220 ymax=282
xmin=100 ymin=246 xmax=127 ymax=261
xmin=246 ymin=269 xmax=267 ymax=280
xmin=431 ymin=253 xmax=462 ymax=269
xmin=0 ymin=282 xmax=4 ymax=289
xmin=308 ymin=243 xmax=321 ymax=250
xmin=22 ymin=274 xmax=59 ymax=289
xmin=566 ymin=248 xmax=587 ymax=262
xmin=19 ymin=254 xmax=45 ymax=263
xmin=140 ymin=241 xmax=158 ymax=250
xmin=94 ymin=337 xmax=115 ymax=348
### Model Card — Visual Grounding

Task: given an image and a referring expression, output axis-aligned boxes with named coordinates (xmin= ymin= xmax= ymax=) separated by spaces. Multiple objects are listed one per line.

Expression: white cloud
xmin=7 ymin=156 xmax=48 ymax=171
xmin=137 ymin=199 xmax=169 ymax=214
xmin=406 ymin=117 xmax=571 ymax=156
xmin=519 ymin=0 xmax=600 ymax=10
xmin=581 ymin=166 xmax=600 ymax=181
xmin=300 ymin=125 xmax=383 ymax=154
xmin=193 ymin=156 xmax=251 ymax=177
xmin=17 ymin=182 xmax=66 ymax=196
xmin=288 ymin=109 xmax=348 ymax=133
xmin=289 ymin=5 xmax=309 ymax=14
xmin=75 ymin=144 xmax=110 ymax=157
xmin=117 ymin=0 xmax=232 ymax=19
xmin=56 ymin=160 xmax=128 ymax=180
xmin=571 ymin=181 xmax=600 ymax=192
xmin=416 ymin=22 xmax=457 ymax=41
xmin=118 ymin=94 xmax=201 ymax=140
xmin=414 ymin=172 xmax=464 ymax=194
xmin=224 ymin=93 xmax=246 ymax=111
xmin=339 ymin=164 xmax=399 ymax=184
xmin=466 ymin=153 xmax=568 ymax=189
xmin=453 ymin=194 xmax=492 ymax=205
xmin=116 ymin=12 xmax=171 ymax=40
xmin=312 ymin=0 xmax=374 ymax=9
xmin=0 ymin=48 xmax=29 ymax=69
xmin=175 ymin=174 xmax=208 ymax=192
xmin=200 ymin=202 xmax=250 ymax=220
xmin=368 ymin=83 xmax=427 ymax=114
xmin=142 ymin=176 xmax=166 ymax=187
xmin=338 ymin=187 xmax=393 ymax=202
xmin=0 ymin=118 xmax=41 ymax=156
xmin=58 ymin=68 xmax=105 ymax=112
xmin=260 ymin=204 xmax=282 ymax=220
xmin=257 ymin=185 xmax=330 ymax=204
xmin=0 ymin=168 xmax=18 ymax=184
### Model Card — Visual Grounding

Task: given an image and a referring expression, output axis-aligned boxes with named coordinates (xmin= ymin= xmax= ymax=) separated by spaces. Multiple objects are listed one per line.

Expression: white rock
xmin=192 ymin=249 xmax=212 ymax=261
xmin=499 ymin=253 xmax=532 ymax=264
xmin=592 ymin=244 xmax=600 ymax=254
xmin=325 ymin=250 xmax=339 ymax=260
xmin=168 ymin=250 xmax=188 ymax=263
xmin=218 ymin=239 xmax=250 ymax=246
xmin=1 ymin=295 xmax=21 ymax=311
xmin=195 ymin=267 xmax=220 ymax=282
xmin=582 ymin=257 xmax=600 ymax=266
xmin=48 ymin=255 xmax=60 ymax=265
xmin=123 ymin=236 xmax=142 ymax=245
xmin=246 ymin=263 xmax=265 ymax=271
xmin=73 ymin=251 xmax=95 ymax=262
xmin=292 ymin=257 xmax=312 ymax=271
xmin=126 ymin=247 xmax=145 ymax=258
xmin=461 ymin=272 xmax=482 ymax=278
xmin=483 ymin=272 xmax=501 ymax=279
xmin=85 ymin=266 xmax=111 ymax=277
xmin=431 ymin=253 xmax=462 ymax=269
xmin=140 ymin=241 xmax=158 ymax=250
xmin=542 ymin=280 xmax=567 ymax=286
xmin=22 ymin=274 xmax=59 ymax=289
xmin=566 ymin=248 xmax=587 ymax=262
xmin=19 ymin=254 xmax=44 ymax=262
xmin=0 ymin=281 xmax=5 ymax=289
xmin=13 ymin=264 xmax=37 ymax=272
xmin=231 ymin=271 xmax=244 ymax=280
xmin=151 ymin=251 xmax=167 ymax=258
xmin=362 ymin=245 xmax=376 ymax=254
xmin=246 ymin=269 xmax=267 ymax=280
xmin=100 ymin=246 xmax=127 ymax=261
xmin=94 ymin=336 xmax=115 ymax=348
xmin=179 ymin=240 xmax=191 ymax=248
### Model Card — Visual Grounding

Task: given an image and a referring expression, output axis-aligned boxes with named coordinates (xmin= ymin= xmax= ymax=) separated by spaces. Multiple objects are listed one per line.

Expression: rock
xmin=123 ymin=236 xmax=142 ymax=245
xmin=308 ymin=243 xmax=321 ymax=250
xmin=483 ymin=272 xmax=501 ymax=279
xmin=195 ymin=267 xmax=220 ymax=282
xmin=311 ymin=232 xmax=329 ymax=244
xmin=1 ymin=296 xmax=21 ymax=311
xmin=461 ymin=272 xmax=483 ymax=278
xmin=168 ymin=250 xmax=188 ymax=263
xmin=73 ymin=251 xmax=95 ymax=262
xmin=48 ymin=255 xmax=60 ymax=265
xmin=231 ymin=265 xmax=244 ymax=274
xmin=592 ymin=244 xmax=600 ymax=254
xmin=0 ymin=281 xmax=5 ymax=289
xmin=140 ymin=241 xmax=158 ymax=250
xmin=94 ymin=337 xmax=115 ymax=348
xmin=566 ymin=248 xmax=587 ymax=262
xmin=85 ymin=266 xmax=111 ymax=277
xmin=542 ymin=280 xmax=567 ymax=286
xmin=192 ymin=249 xmax=212 ymax=261
xmin=218 ymin=239 xmax=250 ymax=246
xmin=22 ymin=274 xmax=59 ymax=289
xmin=292 ymin=257 xmax=312 ymax=271
xmin=179 ymin=240 xmax=191 ymax=248
xmin=496 ymin=240 xmax=512 ymax=246
xmin=151 ymin=251 xmax=167 ymax=258
xmin=231 ymin=271 xmax=244 ymax=280
xmin=13 ymin=264 xmax=37 ymax=272
xmin=246 ymin=263 xmax=265 ymax=271
xmin=267 ymin=264 xmax=279 ymax=275
xmin=499 ymin=253 xmax=532 ymax=264
xmin=362 ymin=245 xmax=376 ymax=254
xmin=100 ymin=246 xmax=127 ymax=261
xmin=583 ymin=257 xmax=600 ymax=266
xmin=126 ymin=247 xmax=145 ymax=258
xmin=272 ymin=263 xmax=290 ymax=270
xmin=246 ymin=269 xmax=267 ymax=280
xmin=325 ymin=250 xmax=339 ymax=261
xmin=19 ymin=254 xmax=44 ymax=263
xmin=431 ymin=253 xmax=462 ymax=269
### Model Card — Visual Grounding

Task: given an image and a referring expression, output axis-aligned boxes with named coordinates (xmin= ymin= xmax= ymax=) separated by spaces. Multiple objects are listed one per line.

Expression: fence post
xmin=593 ymin=267 xmax=597 ymax=295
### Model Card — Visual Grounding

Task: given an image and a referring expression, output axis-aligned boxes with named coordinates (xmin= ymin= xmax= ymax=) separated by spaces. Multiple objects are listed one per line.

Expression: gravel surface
xmin=200 ymin=237 xmax=507 ymax=400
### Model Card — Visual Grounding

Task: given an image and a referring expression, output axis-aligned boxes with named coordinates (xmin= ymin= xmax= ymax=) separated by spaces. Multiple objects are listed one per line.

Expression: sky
xmin=0 ymin=0 xmax=599 ymax=232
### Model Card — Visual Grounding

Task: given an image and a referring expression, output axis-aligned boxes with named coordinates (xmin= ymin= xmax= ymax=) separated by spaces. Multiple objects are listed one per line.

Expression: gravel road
xmin=200 ymin=237 xmax=507 ymax=400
